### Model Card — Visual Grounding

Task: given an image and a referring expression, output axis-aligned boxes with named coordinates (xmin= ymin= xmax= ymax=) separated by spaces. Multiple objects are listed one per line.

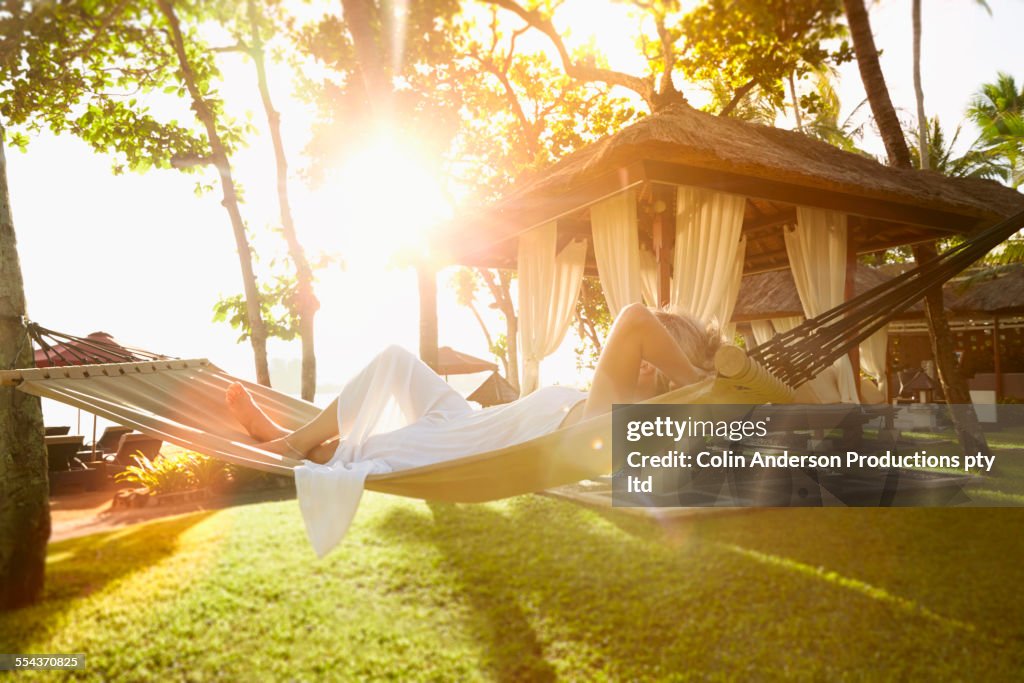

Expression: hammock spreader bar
xmin=751 ymin=208 xmax=1024 ymax=386
xmin=26 ymin=322 xmax=169 ymax=367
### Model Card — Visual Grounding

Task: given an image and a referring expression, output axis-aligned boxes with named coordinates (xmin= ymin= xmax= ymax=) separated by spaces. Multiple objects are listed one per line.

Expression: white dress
xmin=294 ymin=345 xmax=586 ymax=556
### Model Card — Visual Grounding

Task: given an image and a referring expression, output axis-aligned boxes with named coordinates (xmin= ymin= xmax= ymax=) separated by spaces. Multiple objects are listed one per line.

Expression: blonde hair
xmin=650 ymin=309 xmax=723 ymax=394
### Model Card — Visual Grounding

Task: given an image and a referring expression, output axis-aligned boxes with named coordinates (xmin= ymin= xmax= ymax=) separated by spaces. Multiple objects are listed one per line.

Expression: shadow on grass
xmin=0 ymin=511 xmax=214 ymax=653
xmin=376 ymin=497 xmax=727 ymax=678
xmin=376 ymin=497 xmax=1024 ymax=678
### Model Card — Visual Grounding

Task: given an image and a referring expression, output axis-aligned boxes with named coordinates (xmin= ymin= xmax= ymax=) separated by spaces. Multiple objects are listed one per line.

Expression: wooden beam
xmin=846 ymin=229 xmax=863 ymax=403
xmin=643 ymin=160 xmax=983 ymax=232
xmin=438 ymin=161 xmax=648 ymax=267
xmin=994 ymin=317 xmax=1003 ymax=403
xmin=885 ymin=334 xmax=894 ymax=405
xmin=743 ymin=207 xmax=796 ymax=232
xmin=653 ymin=188 xmax=674 ymax=307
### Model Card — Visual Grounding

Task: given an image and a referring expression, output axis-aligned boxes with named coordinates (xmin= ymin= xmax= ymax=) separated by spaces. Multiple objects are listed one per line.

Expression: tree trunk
xmin=506 ymin=304 xmax=519 ymax=393
xmin=912 ymin=0 xmax=929 ymax=170
xmin=247 ymin=0 xmax=319 ymax=400
xmin=0 ymin=132 xmax=50 ymax=609
xmin=480 ymin=269 xmax=519 ymax=392
xmin=417 ymin=265 xmax=439 ymax=370
xmin=842 ymin=0 xmax=913 ymax=169
xmin=157 ymin=0 xmax=271 ymax=386
xmin=339 ymin=0 xmax=391 ymax=108
xmin=843 ymin=0 xmax=989 ymax=457
xmin=912 ymin=242 xmax=990 ymax=457
xmin=467 ymin=300 xmax=507 ymax=379
xmin=788 ymin=71 xmax=803 ymax=133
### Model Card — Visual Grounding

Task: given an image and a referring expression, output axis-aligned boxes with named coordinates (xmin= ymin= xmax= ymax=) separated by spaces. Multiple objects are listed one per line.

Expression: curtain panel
xmin=591 ymin=190 xmax=644 ymax=318
xmin=785 ymin=207 xmax=859 ymax=402
xmin=670 ymin=187 xmax=747 ymax=331
xmin=860 ymin=327 xmax=889 ymax=395
xmin=517 ymin=222 xmax=588 ymax=395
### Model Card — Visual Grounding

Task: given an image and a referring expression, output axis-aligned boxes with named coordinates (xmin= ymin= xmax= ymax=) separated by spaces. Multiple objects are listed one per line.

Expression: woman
xmin=226 ymin=303 xmax=722 ymax=467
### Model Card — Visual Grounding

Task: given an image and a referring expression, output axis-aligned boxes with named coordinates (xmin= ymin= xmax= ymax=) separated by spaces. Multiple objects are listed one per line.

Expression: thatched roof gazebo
xmin=435 ymin=104 xmax=1024 ymax=275
xmin=423 ymin=103 xmax=1024 ymax=398
xmin=951 ymin=265 xmax=1024 ymax=317
xmin=467 ymin=371 xmax=520 ymax=407
xmin=730 ymin=264 xmax=943 ymax=323
xmin=436 ymin=346 xmax=498 ymax=376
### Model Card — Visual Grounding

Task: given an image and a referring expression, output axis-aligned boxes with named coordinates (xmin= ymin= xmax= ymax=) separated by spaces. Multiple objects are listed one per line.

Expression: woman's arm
xmin=581 ymin=303 xmax=702 ymax=419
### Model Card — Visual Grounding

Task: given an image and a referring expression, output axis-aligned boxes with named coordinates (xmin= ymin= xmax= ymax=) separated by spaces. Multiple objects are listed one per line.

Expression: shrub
xmin=115 ymin=451 xmax=229 ymax=495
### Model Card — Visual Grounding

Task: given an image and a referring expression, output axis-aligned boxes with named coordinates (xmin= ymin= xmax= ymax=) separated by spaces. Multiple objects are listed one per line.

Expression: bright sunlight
xmin=328 ymin=133 xmax=453 ymax=264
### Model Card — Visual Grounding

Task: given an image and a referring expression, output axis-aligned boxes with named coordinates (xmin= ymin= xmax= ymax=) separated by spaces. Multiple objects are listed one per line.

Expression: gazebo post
xmin=845 ymin=230 xmax=863 ymax=402
xmin=417 ymin=264 xmax=439 ymax=371
xmin=885 ymin=334 xmax=894 ymax=405
xmin=993 ymin=316 xmax=1003 ymax=403
xmin=653 ymin=191 xmax=674 ymax=308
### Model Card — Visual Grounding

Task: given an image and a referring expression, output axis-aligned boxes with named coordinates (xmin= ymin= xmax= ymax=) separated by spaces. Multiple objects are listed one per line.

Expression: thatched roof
xmin=503 ymin=104 xmax=1023 ymax=221
xmin=950 ymin=265 xmax=1024 ymax=315
xmin=437 ymin=346 xmax=497 ymax=375
xmin=731 ymin=264 xmax=944 ymax=321
xmin=466 ymin=371 xmax=519 ymax=407
xmin=439 ymin=104 xmax=1024 ymax=274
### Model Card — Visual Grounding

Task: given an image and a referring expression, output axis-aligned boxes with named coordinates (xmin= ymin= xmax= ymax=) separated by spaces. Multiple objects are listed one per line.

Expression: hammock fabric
xmin=0 ymin=351 xmax=784 ymax=502
xmin=5 ymin=208 xmax=1021 ymax=502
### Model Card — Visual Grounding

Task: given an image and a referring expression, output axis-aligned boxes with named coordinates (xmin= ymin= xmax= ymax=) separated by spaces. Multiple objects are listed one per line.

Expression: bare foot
xmin=305 ymin=440 xmax=339 ymax=465
xmin=226 ymin=382 xmax=288 ymax=442
xmin=254 ymin=436 xmax=338 ymax=464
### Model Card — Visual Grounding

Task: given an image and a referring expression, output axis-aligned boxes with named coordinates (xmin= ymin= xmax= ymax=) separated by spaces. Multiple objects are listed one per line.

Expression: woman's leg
xmin=227 ymin=345 xmax=469 ymax=461
xmin=582 ymin=304 xmax=702 ymax=419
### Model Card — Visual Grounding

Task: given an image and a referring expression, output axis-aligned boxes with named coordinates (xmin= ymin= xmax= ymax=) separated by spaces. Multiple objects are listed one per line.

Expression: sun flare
xmin=330 ymin=135 xmax=453 ymax=265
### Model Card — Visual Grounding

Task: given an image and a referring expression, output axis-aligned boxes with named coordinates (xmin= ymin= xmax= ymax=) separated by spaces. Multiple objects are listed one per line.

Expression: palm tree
xmin=703 ymin=74 xmax=777 ymax=125
xmin=843 ymin=0 xmax=911 ymax=167
xmin=968 ymin=72 xmax=1024 ymax=188
xmin=909 ymin=116 xmax=1008 ymax=181
xmin=911 ymin=0 xmax=990 ymax=171
xmin=912 ymin=0 xmax=928 ymax=169
xmin=842 ymin=0 xmax=989 ymax=459
xmin=802 ymin=68 xmax=871 ymax=154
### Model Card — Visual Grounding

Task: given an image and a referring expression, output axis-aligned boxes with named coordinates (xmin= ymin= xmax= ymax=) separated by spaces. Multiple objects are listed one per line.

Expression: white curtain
xmin=670 ymin=186 xmax=747 ymax=330
xmin=591 ymin=190 xmax=643 ymax=318
xmin=771 ymin=315 xmax=803 ymax=334
xmin=518 ymin=222 xmax=588 ymax=395
xmin=785 ymin=207 xmax=859 ymax=402
xmin=750 ymin=320 xmax=775 ymax=346
xmin=750 ymin=316 xmax=804 ymax=347
xmin=860 ymin=327 xmax=889 ymax=396
xmin=639 ymin=247 xmax=659 ymax=307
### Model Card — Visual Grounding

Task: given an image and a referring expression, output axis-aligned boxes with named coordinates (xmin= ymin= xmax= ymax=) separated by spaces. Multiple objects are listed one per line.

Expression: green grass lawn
xmin=2 ymin=493 xmax=1023 ymax=681
xmin=867 ymin=423 xmax=1024 ymax=505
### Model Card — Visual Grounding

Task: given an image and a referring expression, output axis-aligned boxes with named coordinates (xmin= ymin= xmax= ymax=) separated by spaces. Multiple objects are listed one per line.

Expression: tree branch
xmin=479 ymin=0 xmax=656 ymax=108
xmin=211 ymin=40 xmax=252 ymax=55
xmin=718 ymin=78 xmax=757 ymax=117
xmin=655 ymin=14 xmax=676 ymax=90
xmin=467 ymin=44 xmax=537 ymax=153
xmin=63 ymin=0 xmax=132 ymax=66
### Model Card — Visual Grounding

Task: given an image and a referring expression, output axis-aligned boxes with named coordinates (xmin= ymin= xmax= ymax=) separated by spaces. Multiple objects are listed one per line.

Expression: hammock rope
xmin=750 ymin=208 xmax=1024 ymax=386
xmin=26 ymin=322 xmax=170 ymax=367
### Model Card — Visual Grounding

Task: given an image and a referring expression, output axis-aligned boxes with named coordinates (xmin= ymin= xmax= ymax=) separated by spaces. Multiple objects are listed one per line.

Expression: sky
xmin=7 ymin=0 xmax=1024 ymax=429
